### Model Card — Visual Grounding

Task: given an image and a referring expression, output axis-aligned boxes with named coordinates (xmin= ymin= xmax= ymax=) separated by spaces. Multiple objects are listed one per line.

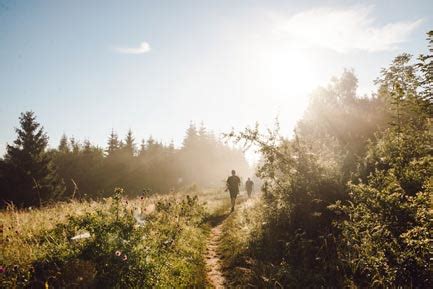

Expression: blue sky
xmin=0 ymin=0 xmax=432 ymax=157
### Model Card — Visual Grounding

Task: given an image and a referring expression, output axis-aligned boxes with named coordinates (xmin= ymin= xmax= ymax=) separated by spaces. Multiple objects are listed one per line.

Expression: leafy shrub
xmin=225 ymin=33 xmax=433 ymax=287
xmin=332 ymin=127 xmax=433 ymax=287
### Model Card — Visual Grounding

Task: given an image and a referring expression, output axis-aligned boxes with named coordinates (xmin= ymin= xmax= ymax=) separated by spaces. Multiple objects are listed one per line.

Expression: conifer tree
xmin=182 ymin=122 xmax=198 ymax=149
xmin=3 ymin=111 xmax=64 ymax=206
xmin=58 ymin=134 xmax=69 ymax=153
xmin=139 ymin=139 xmax=146 ymax=157
xmin=106 ymin=129 xmax=120 ymax=156
xmin=123 ymin=129 xmax=136 ymax=157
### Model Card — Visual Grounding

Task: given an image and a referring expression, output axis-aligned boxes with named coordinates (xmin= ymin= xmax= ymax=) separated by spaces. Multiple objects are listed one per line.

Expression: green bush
xmin=332 ymin=126 xmax=433 ymax=287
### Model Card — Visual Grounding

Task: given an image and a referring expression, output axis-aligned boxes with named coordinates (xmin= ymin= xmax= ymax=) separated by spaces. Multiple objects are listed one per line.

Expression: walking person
xmin=226 ymin=170 xmax=241 ymax=212
xmin=245 ymin=177 xmax=254 ymax=198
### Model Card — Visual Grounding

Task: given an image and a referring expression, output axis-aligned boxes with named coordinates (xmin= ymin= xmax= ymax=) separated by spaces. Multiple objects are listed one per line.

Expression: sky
xmin=0 ymin=0 xmax=432 ymax=159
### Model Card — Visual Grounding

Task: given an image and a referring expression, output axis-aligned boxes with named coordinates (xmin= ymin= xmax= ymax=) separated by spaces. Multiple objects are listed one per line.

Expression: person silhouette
xmin=245 ymin=177 xmax=254 ymax=198
xmin=226 ymin=169 xmax=241 ymax=212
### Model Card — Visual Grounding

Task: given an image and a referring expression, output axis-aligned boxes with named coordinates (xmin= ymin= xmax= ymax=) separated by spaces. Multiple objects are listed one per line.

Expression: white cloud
xmin=114 ymin=42 xmax=151 ymax=54
xmin=274 ymin=5 xmax=422 ymax=53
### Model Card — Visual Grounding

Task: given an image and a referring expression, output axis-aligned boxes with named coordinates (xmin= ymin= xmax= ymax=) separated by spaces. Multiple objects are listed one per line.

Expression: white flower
xmin=71 ymin=232 xmax=90 ymax=240
xmin=133 ymin=208 xmax=146 ymax=226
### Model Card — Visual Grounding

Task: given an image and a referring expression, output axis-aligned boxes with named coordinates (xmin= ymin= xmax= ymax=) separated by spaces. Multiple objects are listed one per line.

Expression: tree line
xmin=0 ymin=117 xmax=250 ymax=207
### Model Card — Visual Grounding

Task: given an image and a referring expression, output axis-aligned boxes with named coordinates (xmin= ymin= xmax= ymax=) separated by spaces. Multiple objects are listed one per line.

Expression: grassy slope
xmin=0 ymin=189 xmax=232 ymax=288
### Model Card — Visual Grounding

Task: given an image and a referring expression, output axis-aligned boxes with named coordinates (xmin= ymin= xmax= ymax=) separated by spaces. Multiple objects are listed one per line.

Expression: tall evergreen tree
xmin=138 ymin=139 xmax=146 ymax=157
xmin=106 ymin=129 xmax=120 ymax=156
xmin=58 ymin=134 xmax=69 ymax=153
xmin=2 ymin=111 xmax=64 ymax=206
xmin=182 ymin=122 xmax=198 ymax=149
xmin=70 ymin=137 xmax=80 ymax=154
xmin=123 ymin=129 xmax=136 ymax=157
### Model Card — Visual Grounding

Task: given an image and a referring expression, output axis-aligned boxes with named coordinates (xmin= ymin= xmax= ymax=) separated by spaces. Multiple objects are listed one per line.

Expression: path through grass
xmin=204 ymin=193 xmax=256 ymax=288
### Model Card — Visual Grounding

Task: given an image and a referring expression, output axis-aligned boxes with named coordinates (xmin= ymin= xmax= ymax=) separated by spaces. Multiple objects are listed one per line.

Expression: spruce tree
xmin=123 ymin=129 xmax=136 ymax=157
xmin=182 ymin=122 xmax=198 ymax=149
xmin=139 ymin=139 xmax=146 ymax=157
xmin=106 ymin=129 xmax=120 ymax=156
xmin=58 ymin=134 xmax=69 ymax=153
xmin=3 ymin=111 xmax=64 ymax=206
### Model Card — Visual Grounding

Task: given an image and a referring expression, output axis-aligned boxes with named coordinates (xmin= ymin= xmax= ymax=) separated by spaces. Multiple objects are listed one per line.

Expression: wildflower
xmin=115 ymin=250 xmax=122 ymax=257
xmin=0 ymin=266 xmax=4 ymax=273
xmin=122 ymin=255 xmax=128 ymax=261
xmin=133 ymin=209 xmax=146 ymax=226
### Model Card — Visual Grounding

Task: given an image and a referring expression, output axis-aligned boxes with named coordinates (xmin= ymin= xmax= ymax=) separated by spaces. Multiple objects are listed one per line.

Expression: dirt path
xmin=204 ymin=195 xmax=249 ymax=288
xmin=205 ymin=218 xmax=226 ymax=288
xmin=204 ymin=194 xmax=253 ymax=288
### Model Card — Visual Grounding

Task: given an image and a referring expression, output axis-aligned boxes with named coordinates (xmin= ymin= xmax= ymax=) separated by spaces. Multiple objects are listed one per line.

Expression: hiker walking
xmin=245 ymin=177 xmax=254 ymax=198
xmin=226 ymin=170 xmax=241 ymax=212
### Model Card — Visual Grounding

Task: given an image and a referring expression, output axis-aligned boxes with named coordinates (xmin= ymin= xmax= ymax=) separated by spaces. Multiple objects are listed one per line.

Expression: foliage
xmin=0 ymin=111 xmax=65 ymax=207
xmin=1 ymin=120 xmax=251 ymax=206
xmin=0 ymin=189 xmax=209 ymax=288
xmin=225 ymin=31 xmax=433 ymax=287
xmin=51 ymin=122 xmax=250 ymax=200
xmin=331 ymin=45 xmax=433 ymax=287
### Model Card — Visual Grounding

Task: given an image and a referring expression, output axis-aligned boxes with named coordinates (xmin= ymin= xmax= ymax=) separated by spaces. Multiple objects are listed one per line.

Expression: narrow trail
xmin=204 ymin=195 xmax=251 ymax=288
xmin=205 ymin=212 xmax=228 ymax=288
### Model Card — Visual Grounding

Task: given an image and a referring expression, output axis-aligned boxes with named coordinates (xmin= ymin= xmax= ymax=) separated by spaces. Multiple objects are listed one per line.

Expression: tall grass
xmin=0 ymin=188 xmax=228 ymax=288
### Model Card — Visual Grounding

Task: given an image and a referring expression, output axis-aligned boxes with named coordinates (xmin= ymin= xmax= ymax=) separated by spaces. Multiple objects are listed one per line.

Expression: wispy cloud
xmin=274 ymin=5 xmax=422 ymax=53
xmin=114 ymin=41 xmax=151 ymax=54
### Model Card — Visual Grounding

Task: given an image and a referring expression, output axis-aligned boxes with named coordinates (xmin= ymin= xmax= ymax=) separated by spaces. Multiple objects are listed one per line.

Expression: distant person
xmin=245 ymin=177 xmax=254 ymax=198
xmin=226 ymin=170 xmax=241 ymax=212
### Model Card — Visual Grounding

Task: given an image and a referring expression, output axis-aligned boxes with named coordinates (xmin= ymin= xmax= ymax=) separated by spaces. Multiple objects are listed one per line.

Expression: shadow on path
xmin=206 ymin=212 xmax=231 ymax=227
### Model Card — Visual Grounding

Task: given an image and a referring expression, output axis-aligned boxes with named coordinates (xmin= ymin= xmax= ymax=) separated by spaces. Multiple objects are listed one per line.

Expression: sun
xmin=250 ymin=43 xmax=316 ymax=119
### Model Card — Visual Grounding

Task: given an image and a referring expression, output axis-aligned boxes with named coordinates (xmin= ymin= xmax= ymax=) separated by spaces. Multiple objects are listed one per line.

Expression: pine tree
xmin=182 ymin=122 xmax=198 ymax=149
xmin=123 ymin=129 xmax=136 ymax=157
xmin=3 ymin=111 xmax=64 ymax=206
xmin=146 ymin=136 xmax=162 ymax=154
xmin=106 ymin=129 xmax=120 ymax=156
xmin=139 ymin=139 xmax=146 ymax=157
xmin=83 ymin=139 xmax=92 ymax=152
xmin=70 ymin=137 xmax=80 ymax=154
xmin=58 ymin=134 xmax=69 ymax=153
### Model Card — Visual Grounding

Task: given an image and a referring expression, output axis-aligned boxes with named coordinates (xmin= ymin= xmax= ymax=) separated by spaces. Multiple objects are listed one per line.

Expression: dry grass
xmin=0 ymin=188 xmax=228 ymax=269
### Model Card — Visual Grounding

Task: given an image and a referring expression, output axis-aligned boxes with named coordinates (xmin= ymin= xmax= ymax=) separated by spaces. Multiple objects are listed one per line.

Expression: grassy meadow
xmin=0 ymin=188 xmax=233 ymax=288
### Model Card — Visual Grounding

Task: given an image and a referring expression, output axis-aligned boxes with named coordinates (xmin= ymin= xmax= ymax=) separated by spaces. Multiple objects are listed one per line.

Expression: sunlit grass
xmin=0 ymin=188 xmax=231 ymax=287
xmin=218 ymin=195 xmax=266 ymax=286
xmin=1 ymin=197 xmax=155 ymax=269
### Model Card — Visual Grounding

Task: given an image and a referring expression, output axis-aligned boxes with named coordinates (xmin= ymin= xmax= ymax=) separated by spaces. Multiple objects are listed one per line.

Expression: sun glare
xmin=251 ymin=43 xmax=316 ymax=120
